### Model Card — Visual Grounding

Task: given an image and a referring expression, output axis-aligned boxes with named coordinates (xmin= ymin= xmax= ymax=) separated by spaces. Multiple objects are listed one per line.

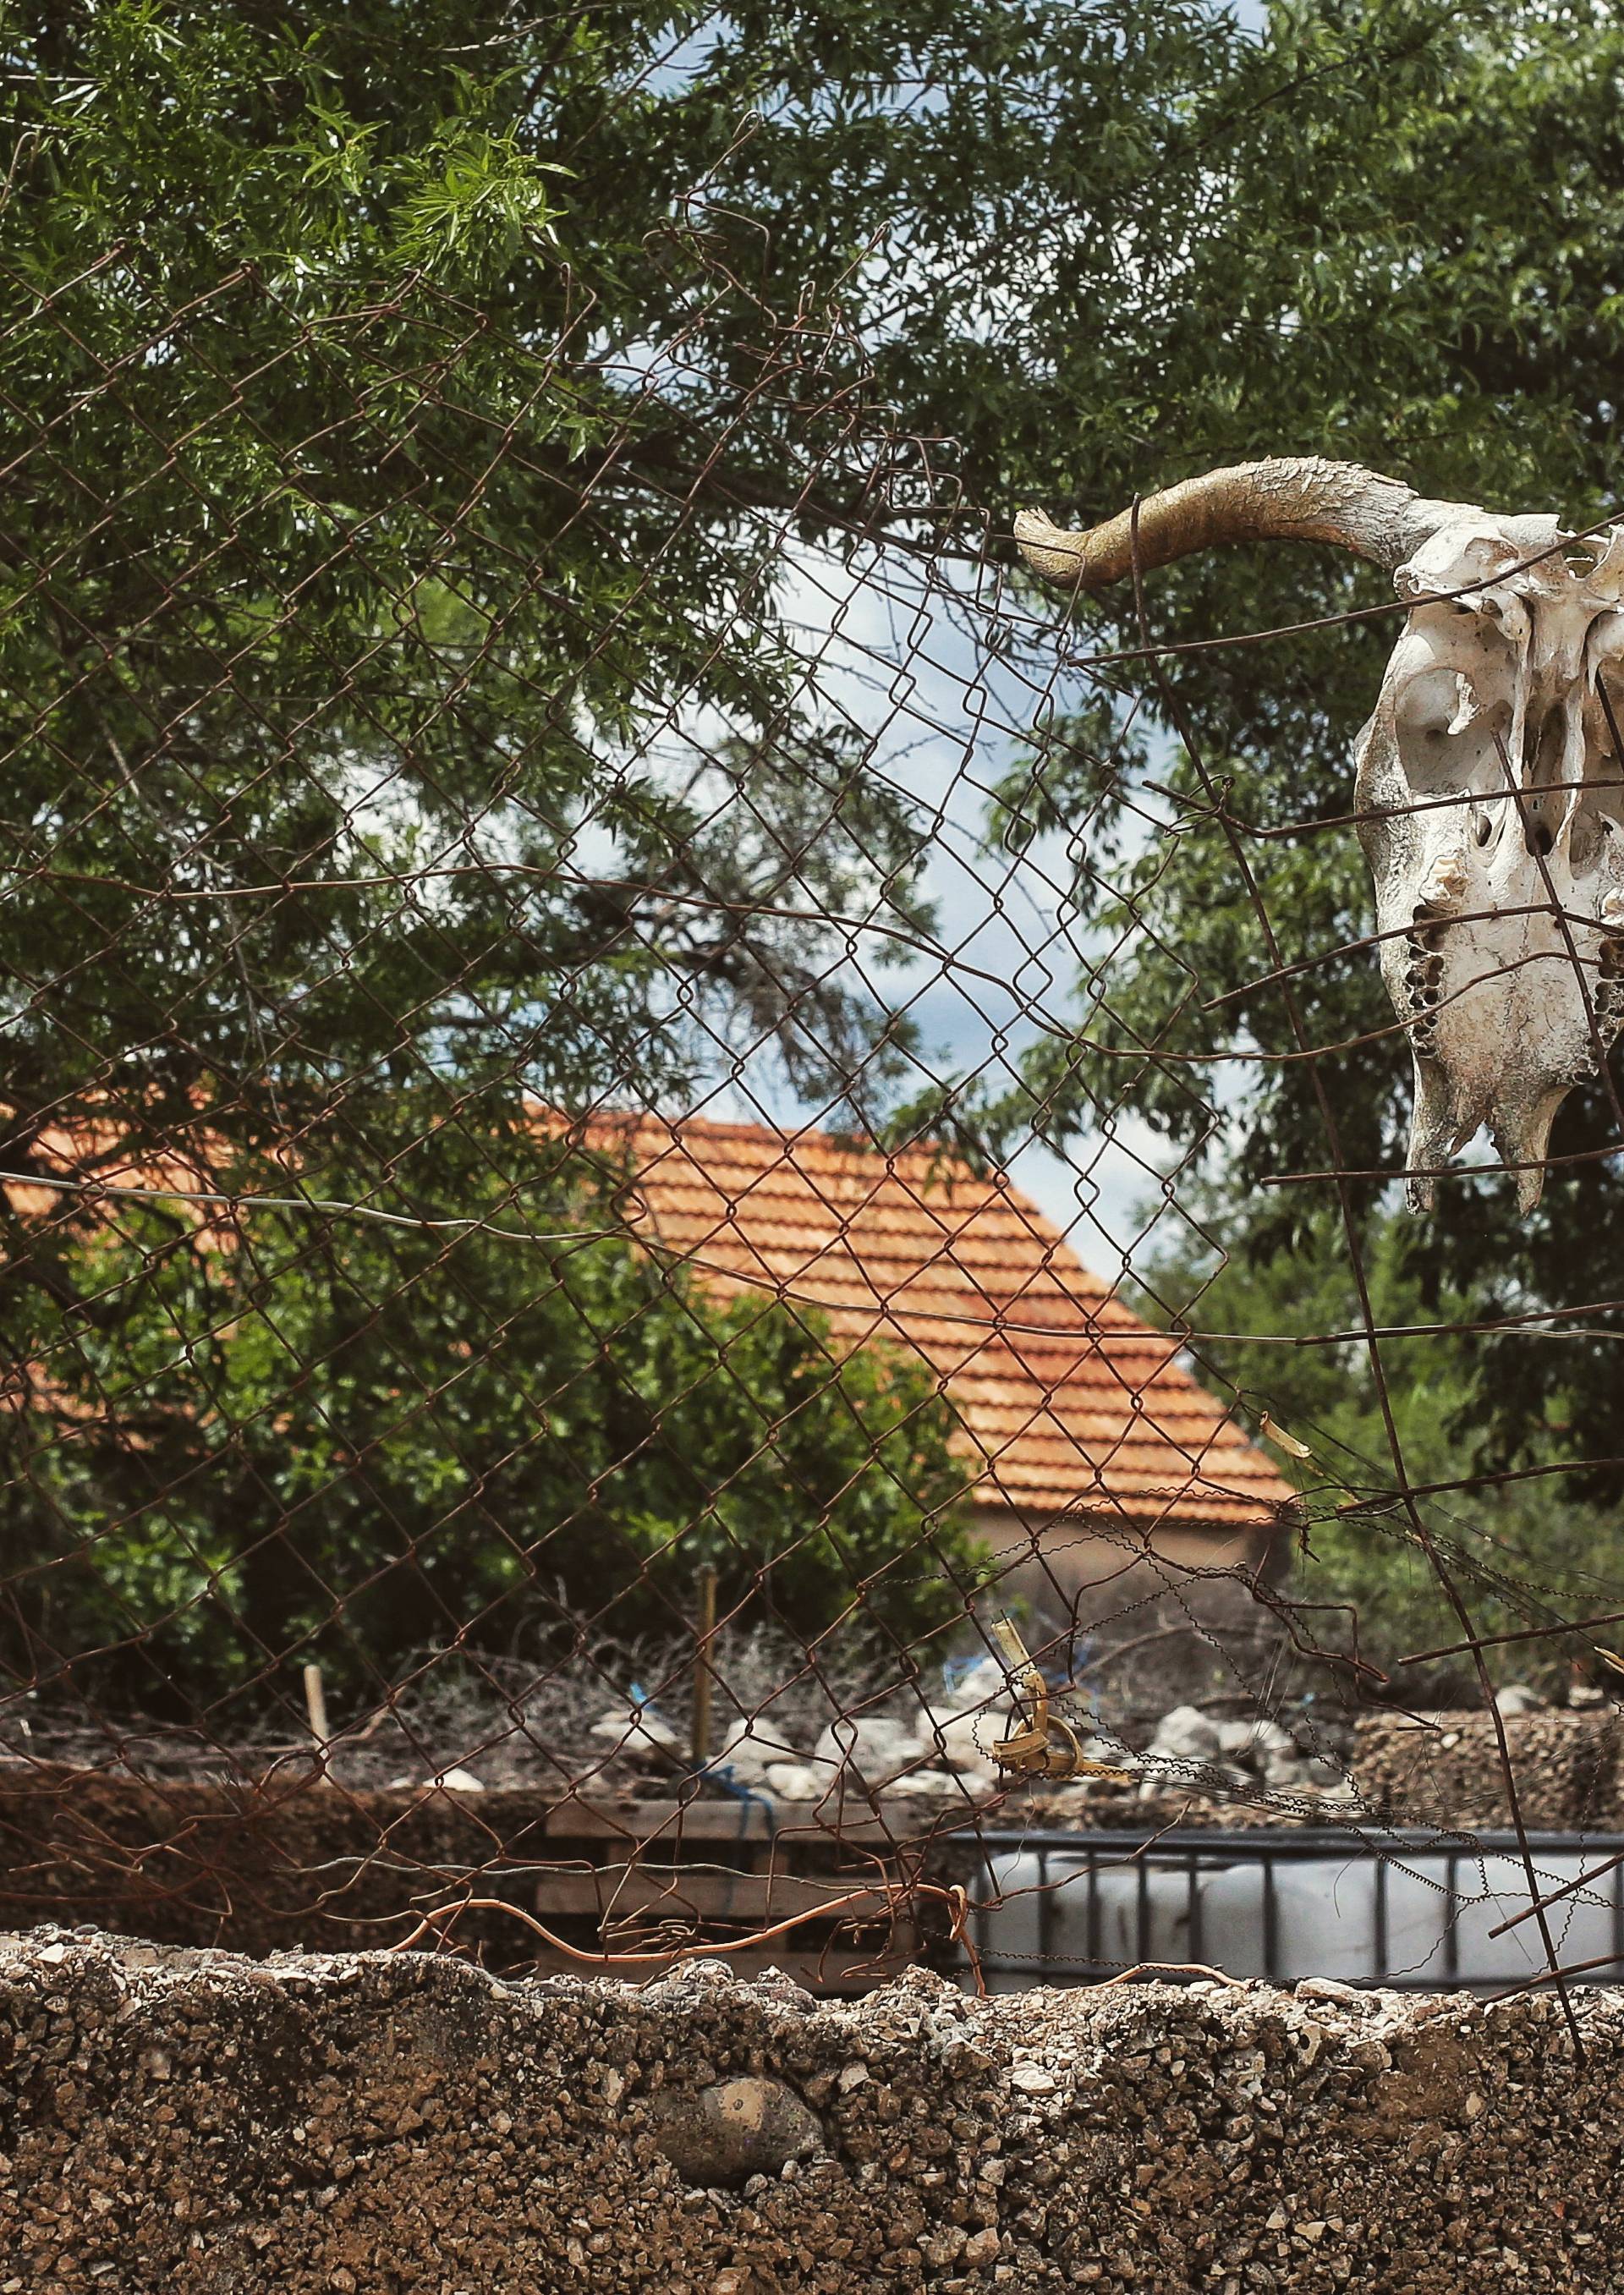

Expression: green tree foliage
xmin=8 ymin=0 xmax=1623 ymax=1705
xmin=4 ymin=0 xmax=1044 ymax=1698
xmin=1132 ymin=1199 xmax=1623 ymax=1695
xmin=19 ymin=1181 xmax=975 ymax=1705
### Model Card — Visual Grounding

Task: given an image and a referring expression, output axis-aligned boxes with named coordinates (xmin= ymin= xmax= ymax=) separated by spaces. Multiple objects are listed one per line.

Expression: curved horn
xmin=1014 ymin=456 xmax=1472 ymax=591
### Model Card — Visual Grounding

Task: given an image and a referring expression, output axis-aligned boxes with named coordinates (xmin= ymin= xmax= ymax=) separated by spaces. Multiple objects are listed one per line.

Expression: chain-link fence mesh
xmin=7 ymin=9 xmax=1624 ymax=2023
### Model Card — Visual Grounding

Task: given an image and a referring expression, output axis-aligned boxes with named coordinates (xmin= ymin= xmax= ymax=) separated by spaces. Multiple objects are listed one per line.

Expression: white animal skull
xmin=1015 ymin=458 xmax=1624 ymax=1212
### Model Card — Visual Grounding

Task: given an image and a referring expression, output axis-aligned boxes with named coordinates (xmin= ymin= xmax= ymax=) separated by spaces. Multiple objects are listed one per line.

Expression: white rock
xmin=1494 ymin=1682 xmax=1547 ymax=1717
xmin=917 ymin=1705 xmax=998 ymax=1775
xmin=762 ymin=1762 xmax=826 ymax=1802
xmin=590 ymin=1705 xmax=682 ymax=1755
xmin=908 ymin=1766 xmax=993 ymax=1801
xmin=941 ymin=1656 xmax=1007 ymax=1710
xmin=1261 ymin=1737 xmax=1342 ymax=1787
xmin=1138 ymin=1754 xmax=1248 ymax=1802
xmin=1307 ymin=1780 xmax=1363 ymax=1809
xmin=1137 ymin=1754 xmax=1217 ymax=1794
xmin=707 ymin=1722 xmax=798 ymax=1786
xmin=386 ymin=1765 xmax=486 ymax=1794
xmin=1147 ymin=1705 xmax=1224 ymax=1763
xmin=1296 ymin=1974 xmax=1363 ymax=2001
xmin=811 ymin=1716 xmax=926 ymax=1783
xmin=1219 ymin=1716 xmax=1296 ymax=1761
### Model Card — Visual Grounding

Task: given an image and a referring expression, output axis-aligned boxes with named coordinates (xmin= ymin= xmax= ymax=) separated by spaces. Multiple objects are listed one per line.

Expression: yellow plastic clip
xmin=987 ymin=1617 xmax=1133 ymax=1782
xmin=1591 ymin=1643 xmax=1624 ymax=1694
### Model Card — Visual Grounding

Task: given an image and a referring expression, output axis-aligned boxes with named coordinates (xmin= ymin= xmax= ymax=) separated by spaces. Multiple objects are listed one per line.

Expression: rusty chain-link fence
xmin=7 ymin=15 xmax=1624 ymax=2020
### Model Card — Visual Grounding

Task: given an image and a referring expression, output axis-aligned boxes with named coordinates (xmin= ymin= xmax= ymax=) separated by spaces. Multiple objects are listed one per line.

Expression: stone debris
xmin=3 ymin=1930 xmax=1621 ymax=2292
xmin=1122 ymin=1704 xmax=1352 ymax=1809
xmin=568 ymin=1679 xmax=1618 ymax=1830
xmin=382 ymin=1765 xmax=486 ymax=1793
xmin=705 ymin=1721 xmax=802 ymax=1789
xmin=915 ymin=1705 xmax=1001 ymax=1781
xmin=578 ymin=1674 xmax=1358 ymax=1818
xmin=811 ymin=1716 xmax=926 ymax=1786
xmin=1353 ymin=1705 xmax=1621 ymax=1831
xmin=1493 ymin=1683 xmax=1549 ymax=1718
xmin=1149 ymin=1703 xmax=1225 ymax=1764
xmin=590 ymin=1702 xmax=685 ymax=1757
xmin=760 ymin=1761 xmax=826 ymax=1802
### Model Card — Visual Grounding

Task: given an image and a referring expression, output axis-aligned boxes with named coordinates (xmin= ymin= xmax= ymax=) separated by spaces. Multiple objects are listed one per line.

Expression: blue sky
xmin=692 ymin=530 xmax=1195 ymax=1284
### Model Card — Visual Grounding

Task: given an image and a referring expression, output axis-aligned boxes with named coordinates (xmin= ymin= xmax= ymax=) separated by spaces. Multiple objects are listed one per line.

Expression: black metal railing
xmin=963 ymin=1829 xmax=1624 ymax=1992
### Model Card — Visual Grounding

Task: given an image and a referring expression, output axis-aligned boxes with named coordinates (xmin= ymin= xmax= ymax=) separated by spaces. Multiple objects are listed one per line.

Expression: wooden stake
xmin=690 ymin=1563 xmax=718 ymax=1767
xmin=302 ymin=1662 xmax=331 ymax=1760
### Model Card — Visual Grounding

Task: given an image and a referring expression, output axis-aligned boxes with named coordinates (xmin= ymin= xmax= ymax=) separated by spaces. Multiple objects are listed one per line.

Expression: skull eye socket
xmin=1394 ymin=664 xmax=1506 ymax=798
xmin=1398 ymin=665 xmax=1470 ymax=740
xmin=1473 ymin=812 xmax=1494 ymax=847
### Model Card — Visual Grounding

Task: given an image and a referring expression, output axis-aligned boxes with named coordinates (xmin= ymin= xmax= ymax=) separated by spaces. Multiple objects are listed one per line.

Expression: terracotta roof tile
xmin=8 ymin=1110 xmax=1292 ymax=1537
xmin=586 ymin=1113 xmax=1294 ymax=1533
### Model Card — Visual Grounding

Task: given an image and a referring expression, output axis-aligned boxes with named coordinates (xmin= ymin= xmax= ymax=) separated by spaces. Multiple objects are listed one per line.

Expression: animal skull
xmin=1015 ymin=458 xmax=1624 ymax=1212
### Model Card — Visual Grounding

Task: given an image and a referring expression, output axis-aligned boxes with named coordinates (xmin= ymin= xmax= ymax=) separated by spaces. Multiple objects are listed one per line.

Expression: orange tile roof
xmin=588 ymin=1113 xmax=1294 ymax=1535
xmin=6 ymin=1107 xmax=1292 ymax=1535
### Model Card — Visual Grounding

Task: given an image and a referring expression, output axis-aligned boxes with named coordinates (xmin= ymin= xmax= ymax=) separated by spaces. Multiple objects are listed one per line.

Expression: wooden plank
xmin=535 ymin=1796 xmax=944 ymax=1845
xmin=539 ymin=1798 xmax=775 ymax=1842
xmin=533 ymin=1865 xmax=902 ymax=1921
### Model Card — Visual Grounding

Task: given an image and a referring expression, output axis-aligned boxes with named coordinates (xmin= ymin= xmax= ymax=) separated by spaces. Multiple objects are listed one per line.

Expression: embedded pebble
xmin=647 ymin=2075 xmax=824 ymax=2185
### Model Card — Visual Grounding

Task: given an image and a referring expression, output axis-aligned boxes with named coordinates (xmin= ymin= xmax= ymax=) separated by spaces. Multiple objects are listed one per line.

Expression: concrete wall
xmin=970 ymin=1503 xmax=1274 ymax=1611
xmin=3 ymin=1930 xmax=1618 ymax=2292
xmin=970 ymin=1502 xmax=1286 ymax=1694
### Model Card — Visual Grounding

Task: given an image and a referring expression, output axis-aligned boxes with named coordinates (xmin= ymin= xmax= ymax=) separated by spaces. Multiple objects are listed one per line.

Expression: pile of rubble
xmin=587 ymin=1655 xmax=1017 ymax=1804
xmin=0 ymin=1644 xmax=1358 ymax=1820
xmin=585 ymin=1663 xmax=1358 ymax=1816
xmin=57 ymin=1636 xmax=1578 ymax=1830
xmin=1353 ymin=1697 xmax=1621 ymax=1831
xmin=1104 ymin=1701 xmax=1352 ymax=1805
xmin=368 ymin=1669 xmax=1619 ymax=1829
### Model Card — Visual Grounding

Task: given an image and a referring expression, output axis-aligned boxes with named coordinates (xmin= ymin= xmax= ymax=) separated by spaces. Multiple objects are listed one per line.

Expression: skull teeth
xmin=1404 ymin=909 xmax=1449 ymax=1054
xmin=1596 ymin=931 xmax=1624 ymax=1049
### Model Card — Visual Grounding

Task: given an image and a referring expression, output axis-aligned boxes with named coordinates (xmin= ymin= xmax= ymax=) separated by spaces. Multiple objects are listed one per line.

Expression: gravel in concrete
xmin=2 ymin=1929 xmax=1619 ymax=2292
